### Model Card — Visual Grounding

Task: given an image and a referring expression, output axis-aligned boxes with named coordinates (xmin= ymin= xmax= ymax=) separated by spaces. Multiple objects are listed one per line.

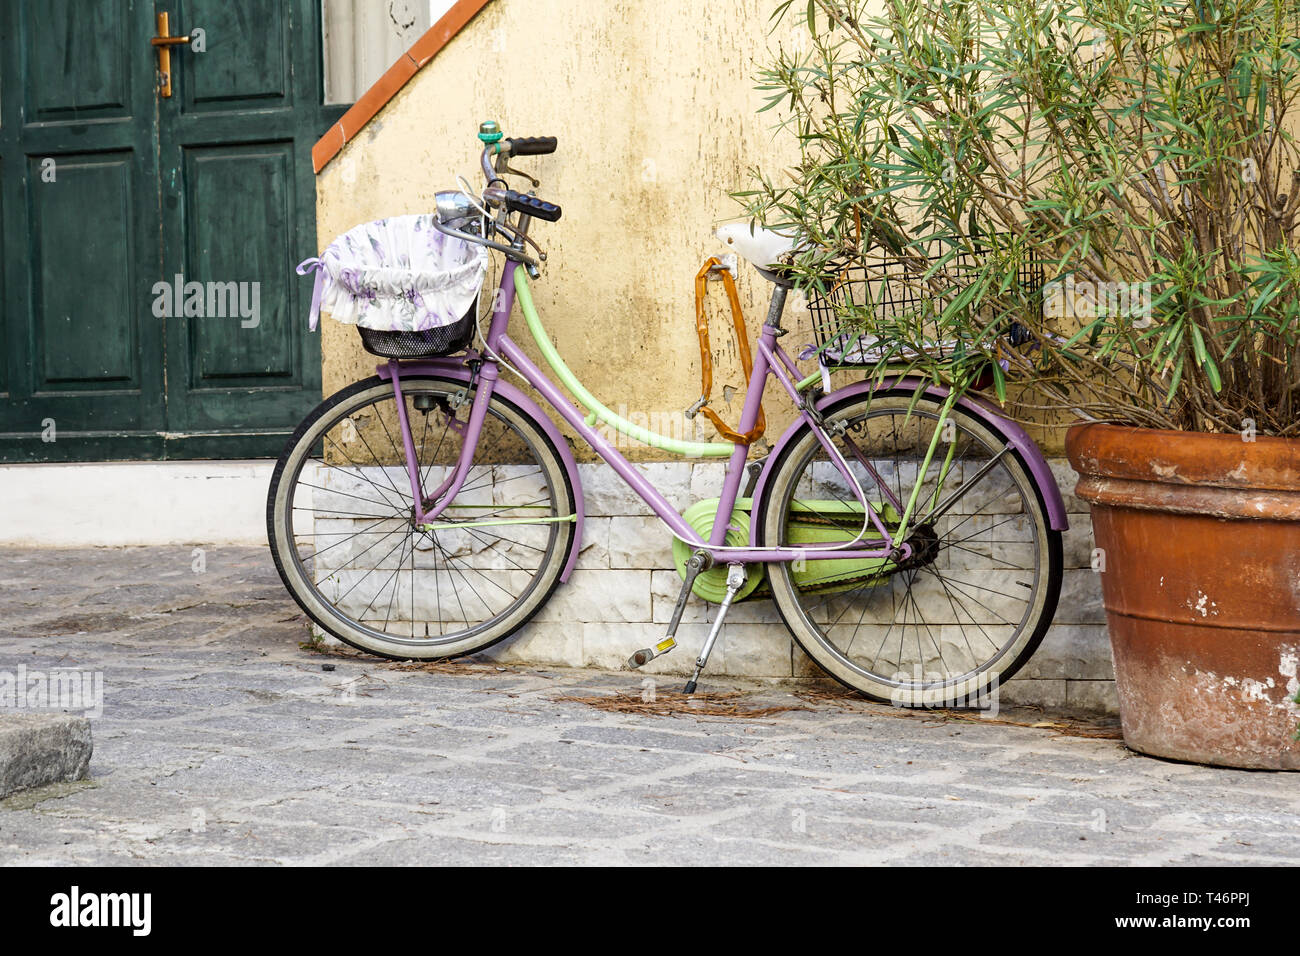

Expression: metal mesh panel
xmin=806 ymin=244 xmax=1046 ymax=366
xmin=356 ymin=303 xmax=477 ymax=359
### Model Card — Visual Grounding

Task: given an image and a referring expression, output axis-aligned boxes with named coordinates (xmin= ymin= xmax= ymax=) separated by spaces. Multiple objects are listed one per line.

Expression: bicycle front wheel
xmin=757 ymin=391 xmax=1061 ymax=706
xmin=267 ymin=375 xmax=577 ymax=659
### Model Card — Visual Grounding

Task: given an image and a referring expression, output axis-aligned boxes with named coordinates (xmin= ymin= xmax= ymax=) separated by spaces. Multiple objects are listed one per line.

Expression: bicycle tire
xmin=267 ymin=374 xmax=577 ymax=659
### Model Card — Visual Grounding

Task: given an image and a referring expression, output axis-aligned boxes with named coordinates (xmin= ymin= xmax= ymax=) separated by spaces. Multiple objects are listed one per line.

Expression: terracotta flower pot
xmin=1066 ymin=423 xmax=1300 ymax=769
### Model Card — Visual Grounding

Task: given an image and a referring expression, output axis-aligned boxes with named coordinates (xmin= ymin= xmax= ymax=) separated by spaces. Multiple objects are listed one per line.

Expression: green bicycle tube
xmin=513 ymin=271 xmax=734 ymax=458
xmin=419 ymin=514 xmax=577 ymax=533
xmin=928 ymin=434 xmax=960 ymax=514
xmin=894 ymin=390 xmax=959 ymax=542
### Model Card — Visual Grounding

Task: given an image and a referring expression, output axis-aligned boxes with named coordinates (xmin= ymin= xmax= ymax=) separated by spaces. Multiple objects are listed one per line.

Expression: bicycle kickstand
xmin=683 ymin=563 xmax=745 ymax=695
xmin=627 ymin=550 xmax=711 ymax=670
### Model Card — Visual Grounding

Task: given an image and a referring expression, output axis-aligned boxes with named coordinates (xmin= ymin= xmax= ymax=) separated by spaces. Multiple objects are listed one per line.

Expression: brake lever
xmin=516 ymin=230 xmax=547 ymax=262
xmin=432 ymin=218 xmax=538 ymax=269
xmin=490 ymin=216 xmax=548 ymax=263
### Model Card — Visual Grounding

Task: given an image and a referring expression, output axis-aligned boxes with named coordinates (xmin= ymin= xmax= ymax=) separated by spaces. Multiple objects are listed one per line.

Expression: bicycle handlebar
xmin=503 ymin=189 xmax=562 ymax=221
xmin=506 ymin=136 xmax=557 ymax=156
xmin=482 ymin=187 xmax=563 ymax=223
xmin=477 ymin=125 xmax=562 ymax=221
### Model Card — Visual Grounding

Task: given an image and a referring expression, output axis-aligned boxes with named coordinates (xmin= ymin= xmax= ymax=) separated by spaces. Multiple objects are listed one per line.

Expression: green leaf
xmin=991 ymin=361 xmax=1007 ymax=403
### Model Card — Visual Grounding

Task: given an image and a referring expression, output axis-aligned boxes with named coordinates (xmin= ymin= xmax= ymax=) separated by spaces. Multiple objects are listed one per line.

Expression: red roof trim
xmin=312 ymin=0 xmax=495 ymax=174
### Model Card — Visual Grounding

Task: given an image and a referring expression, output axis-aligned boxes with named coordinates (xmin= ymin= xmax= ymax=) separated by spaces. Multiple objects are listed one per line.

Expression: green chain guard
xmin=671 ymin=497 xmax=901 ymax=603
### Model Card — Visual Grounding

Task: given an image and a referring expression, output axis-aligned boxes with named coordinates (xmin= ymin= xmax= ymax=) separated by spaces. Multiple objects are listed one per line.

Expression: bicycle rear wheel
xmin=757 ymin=391 xmax=1061 ymax=706
xmin=267 ymin=374 xmax=576 ymax=659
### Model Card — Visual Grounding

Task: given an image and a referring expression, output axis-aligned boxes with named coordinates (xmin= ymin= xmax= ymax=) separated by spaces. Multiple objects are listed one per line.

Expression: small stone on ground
xmin=0 ymin=714 xmax=92 ymax=800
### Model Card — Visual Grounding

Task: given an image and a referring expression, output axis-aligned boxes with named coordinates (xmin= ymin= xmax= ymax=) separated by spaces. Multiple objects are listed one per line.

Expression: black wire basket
xmin=806 ymin=243 xmax=1047 ymax=367
xmin=355 ymin=298 xmax=478 ymax=359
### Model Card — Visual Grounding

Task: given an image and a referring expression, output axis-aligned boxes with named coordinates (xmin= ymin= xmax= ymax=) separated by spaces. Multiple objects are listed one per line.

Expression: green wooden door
xmin=0 ymin=0 xmax=333 ymax=461
xmin=0 ymin=0 xmax=166 ymax=459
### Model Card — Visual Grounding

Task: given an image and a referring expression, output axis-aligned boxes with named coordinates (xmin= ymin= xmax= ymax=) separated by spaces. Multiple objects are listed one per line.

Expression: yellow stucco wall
xmin=315 ymin=0 xmax=825 ymax=461
xmin=315 ymin=0 xmax=1068 ymax=458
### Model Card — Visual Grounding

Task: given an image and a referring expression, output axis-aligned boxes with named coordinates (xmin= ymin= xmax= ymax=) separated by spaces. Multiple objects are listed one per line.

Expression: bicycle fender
xmin=377 ymin=360 xmax=586 ymax=582
xmin=747 ymin=378 xmax=1068 ymax=545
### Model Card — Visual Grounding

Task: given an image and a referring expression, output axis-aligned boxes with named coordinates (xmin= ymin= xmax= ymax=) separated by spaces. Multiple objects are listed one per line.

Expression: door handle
xmin=150 ymin=12 xmax=192 ymax=98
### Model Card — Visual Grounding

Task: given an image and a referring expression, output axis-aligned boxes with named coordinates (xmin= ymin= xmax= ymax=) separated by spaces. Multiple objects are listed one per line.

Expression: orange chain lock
xmin=691 ymin=257 xmax=766 ymax=445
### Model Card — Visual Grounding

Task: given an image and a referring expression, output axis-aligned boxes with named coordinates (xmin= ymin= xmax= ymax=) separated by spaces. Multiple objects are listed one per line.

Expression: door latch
xmin=151 ymin=12 xmax=192 ymax=98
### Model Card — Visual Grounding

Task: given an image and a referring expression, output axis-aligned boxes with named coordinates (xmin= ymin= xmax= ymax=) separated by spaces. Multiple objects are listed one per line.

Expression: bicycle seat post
xmin=764 ymin=284 xmax=789 ymax=333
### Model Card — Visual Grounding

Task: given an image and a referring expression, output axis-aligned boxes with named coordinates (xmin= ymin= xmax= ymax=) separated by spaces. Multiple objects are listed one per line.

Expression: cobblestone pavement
xmin=0 ymin=546 xmax=1296 ymax=866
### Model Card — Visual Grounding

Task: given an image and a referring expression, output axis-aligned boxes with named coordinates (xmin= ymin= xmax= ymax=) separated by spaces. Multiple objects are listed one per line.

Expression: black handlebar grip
xmin=505 ymin=190 xmax=562 ymax=222
xmin=507 ymin=136 xmax=557 ymax=156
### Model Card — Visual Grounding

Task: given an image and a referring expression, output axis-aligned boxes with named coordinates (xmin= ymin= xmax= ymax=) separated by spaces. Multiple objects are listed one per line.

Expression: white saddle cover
xmin=715 ymin=222 xmax=799 ymax=270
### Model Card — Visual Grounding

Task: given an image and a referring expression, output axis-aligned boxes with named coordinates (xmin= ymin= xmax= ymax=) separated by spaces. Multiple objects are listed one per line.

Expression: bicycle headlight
xmin=435 ymin=190 xmax=480 ymax=226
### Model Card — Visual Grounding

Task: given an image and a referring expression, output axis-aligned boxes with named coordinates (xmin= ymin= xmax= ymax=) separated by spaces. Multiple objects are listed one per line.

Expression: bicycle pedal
xmin=626 ymin=636 xmax=677 ymax=669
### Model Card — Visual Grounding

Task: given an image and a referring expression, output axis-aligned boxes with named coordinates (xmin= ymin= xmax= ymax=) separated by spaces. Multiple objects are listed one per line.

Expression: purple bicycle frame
xmin=381 ymin=260 xmax=1065 ymax=567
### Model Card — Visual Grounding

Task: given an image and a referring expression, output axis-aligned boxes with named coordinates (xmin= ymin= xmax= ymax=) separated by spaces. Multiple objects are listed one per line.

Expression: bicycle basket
xmin=356 ymin=311 xmax=477 ymax=359
xmin=806 ymin=243 xmax=1046 ymax=367
xmin=297 ymin=213 xmax=488 ymax=359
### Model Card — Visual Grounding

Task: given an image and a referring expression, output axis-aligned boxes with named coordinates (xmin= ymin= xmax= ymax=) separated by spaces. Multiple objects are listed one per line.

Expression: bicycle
xmin=267 ymin=121 xmax=1067 ymax=705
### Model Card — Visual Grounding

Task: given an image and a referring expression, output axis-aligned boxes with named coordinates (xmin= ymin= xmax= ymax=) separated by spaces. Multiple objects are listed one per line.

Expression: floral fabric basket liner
xmin=297 ymin=214 xmax=488 ymax=333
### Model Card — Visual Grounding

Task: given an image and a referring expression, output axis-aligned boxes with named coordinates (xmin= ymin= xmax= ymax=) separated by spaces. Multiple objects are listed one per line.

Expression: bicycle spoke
xmin=376 ymin=535 xmax=412 ymax=632
xmin=304 ymin=513 xmax=407 ymax=563
xmin=321 ymin=435 xmax=408 ymax=509
xmin=295 ymin=479 xmax=404 ymax=514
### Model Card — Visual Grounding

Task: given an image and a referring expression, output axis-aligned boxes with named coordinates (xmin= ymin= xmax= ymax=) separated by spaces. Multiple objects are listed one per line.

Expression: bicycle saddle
xmin=716 ymin=222 xmax=800 ymax=270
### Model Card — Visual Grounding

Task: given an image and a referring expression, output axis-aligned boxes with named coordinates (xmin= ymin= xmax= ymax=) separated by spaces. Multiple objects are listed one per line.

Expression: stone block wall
xmin=477 ymin=460 xmax=1118 ymax=713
